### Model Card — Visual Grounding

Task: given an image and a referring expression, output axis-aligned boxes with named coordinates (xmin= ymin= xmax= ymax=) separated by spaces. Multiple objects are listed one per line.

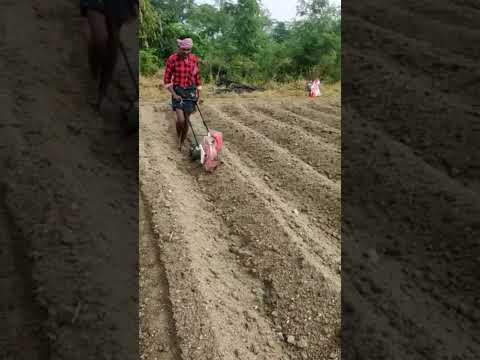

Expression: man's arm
xmin=163 ymin=57 xmax=173 ymax=90
xmin=163 ymin=57 xmax=182 ymax=100
xmin=163 ymin=58 xmax=174 ymax=93
xmin=194 ymin=59 xmax=202 ymax=98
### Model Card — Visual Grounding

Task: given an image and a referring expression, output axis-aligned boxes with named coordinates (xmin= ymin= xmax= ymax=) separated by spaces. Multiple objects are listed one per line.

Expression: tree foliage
xmin=297 ymin=0 xmax=339 ymax=19
xmin=140 ymin=0 xmax=341 ymax=83
xmin=139 ymin=0 xmax=162 ymax=49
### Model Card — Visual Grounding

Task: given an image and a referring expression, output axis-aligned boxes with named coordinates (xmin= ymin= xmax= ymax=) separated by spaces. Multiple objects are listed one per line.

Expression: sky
xmin=196 ymin=0 xmax=341 ymax=22
xmin=261 ymin=0 xmax=340 ymax=22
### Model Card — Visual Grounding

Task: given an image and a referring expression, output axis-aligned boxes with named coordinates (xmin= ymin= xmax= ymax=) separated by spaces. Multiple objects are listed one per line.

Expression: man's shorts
xmin=171 ymin=86 xmax=197 ymax=114
xmin=80 ymin=0 xmax=132 ymax=19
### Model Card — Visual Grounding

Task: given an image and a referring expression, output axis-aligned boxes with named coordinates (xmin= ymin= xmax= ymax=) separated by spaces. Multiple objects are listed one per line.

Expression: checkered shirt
xmin=163 ymin=53 xmax=202 ymax=88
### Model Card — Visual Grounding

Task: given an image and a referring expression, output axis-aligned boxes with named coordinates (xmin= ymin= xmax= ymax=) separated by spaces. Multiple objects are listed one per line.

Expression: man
xmin=80 ymin=0 xmax=138 ymax=111
xmin=163 ymin=38 xmax=202 ymax=150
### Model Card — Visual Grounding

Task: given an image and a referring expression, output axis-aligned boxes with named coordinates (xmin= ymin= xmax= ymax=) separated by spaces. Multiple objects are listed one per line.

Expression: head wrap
xmin=177 ymin=38 xmax=193 ymax=49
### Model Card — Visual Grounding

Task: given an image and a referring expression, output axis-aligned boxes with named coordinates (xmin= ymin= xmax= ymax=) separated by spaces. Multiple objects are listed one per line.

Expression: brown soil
xmin=139 ymin=94 xmax=341 ymax=360
xmin=343 ymin=1 xmax=480 ymax=359
xmin=1 ymin=1 xmax=138 ymax=359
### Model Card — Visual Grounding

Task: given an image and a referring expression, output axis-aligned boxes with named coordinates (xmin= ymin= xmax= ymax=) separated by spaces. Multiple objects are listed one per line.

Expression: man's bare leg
xmin=181 ymin=111 xmax=191 ymax=148
xmin=175 ymin=109 xmax=186 ymax=150
xmin=98 ymin=15 xmax=124 ymax=110
xmin=86 ymin=10 xmax=108 ymax=108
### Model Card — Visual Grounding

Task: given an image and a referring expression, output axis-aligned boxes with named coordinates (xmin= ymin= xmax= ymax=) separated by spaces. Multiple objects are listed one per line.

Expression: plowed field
xmin=139 ymin=94 xmax=341 ymax=360
xmin=343 ymin=1 xmax=480 ymax=359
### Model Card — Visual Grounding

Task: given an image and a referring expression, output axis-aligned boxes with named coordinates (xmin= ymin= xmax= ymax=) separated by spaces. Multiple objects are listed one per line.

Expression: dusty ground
xmin=1 ymin=1 xmax=138 ymax=359
xmin=139 ymin=81 xmax=341 ymax=360
xmin=343 ymin=1 xmax=480 ymax=359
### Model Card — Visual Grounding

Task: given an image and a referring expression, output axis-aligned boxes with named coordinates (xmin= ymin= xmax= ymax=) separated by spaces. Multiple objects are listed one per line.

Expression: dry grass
xmin=139 ymin=71 xmax=341 ymax=105
xmin=139 ymin=73 xmax=168 ymax=102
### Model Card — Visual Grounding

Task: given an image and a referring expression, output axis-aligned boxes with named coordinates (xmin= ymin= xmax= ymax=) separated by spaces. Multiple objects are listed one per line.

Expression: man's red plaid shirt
xmin=163 ymin=53 xmax=202 ymax=89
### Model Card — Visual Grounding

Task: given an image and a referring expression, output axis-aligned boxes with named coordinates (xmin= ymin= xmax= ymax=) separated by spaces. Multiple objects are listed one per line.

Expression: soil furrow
xmin=344 ymin=2 xmax=479 ymax=359
xmin=344 ymin=106 xmax=480 ymax=312
xmin=344 ymin=48 xmax=480 ymax=191
xmin=140 ymin=99 xmax=341 ymax=359
xmin=203 ymin=104 xmax=340 ymax=232
xmin=346 ymin=1 xmax=480 ymax=60
xmin=1 ymin=1 xmax=139 ymax=359
xmin=451 ymin=0 xmax=480 ymax=11
xmin=140 ymin=106 xmax=292 ymax=360
xmin=253 ymin=102 xmax=340 ymax=139
xmin=343 ymin=15 xmax=480 ymax=101
xmin=219 ymin=103 xmax=340 ymax=180
xmin=381 ymin=0 xmax=480 ymax=31
xmin=343 ymin=108 xmax=480 ymax=358
xmin=282 ymin=104 xmax=341 ymax=130
xmin=344 ymin=207 xmax=480 ymax=355
xmin=0 ymin=188 xmax=49 ymax=360
xmin=220 ymin=147 xmax=340 ymax=284
xmin=250 ymin=102 xmax=341 ymax=133
xmin=189 ymin=147 xmax=341 ymax=360
xmin=140 ymin=123 xmax=222 ymax=360
xmin=308 ymin=103 xmax=341 ymax=117
xmin=139 ymin=194 xmax=182 ymax=360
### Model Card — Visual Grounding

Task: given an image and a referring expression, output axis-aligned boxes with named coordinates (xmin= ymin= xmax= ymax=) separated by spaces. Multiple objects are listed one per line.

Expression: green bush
xmin=140 ymin=48 xmax=161 ymax=76
xmin=140 ymin=0 xmax=341 ymax=85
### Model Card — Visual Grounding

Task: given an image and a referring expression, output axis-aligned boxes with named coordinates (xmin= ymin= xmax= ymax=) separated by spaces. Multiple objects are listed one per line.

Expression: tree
xmin=231 ymin=0 xmax=264 ymax=58
xmin=286 ymin=12 xmax=341 ymax=81
xmin=187 ymin=4 xmax=224 ymax=39
xmin=140 ymin=0 xmax=341 ymax=83
xmin=139 ymin=0 xmax=163 ymax=75
xmin=151 ymin=0 xmax=195 ymax=22
xmin=297 ymin=0 xmax=339 ymax=19
xmin=271 ymin=21 xmax=290 ymax=43
xmin=140 ymin=0 xmax=162 ymax=49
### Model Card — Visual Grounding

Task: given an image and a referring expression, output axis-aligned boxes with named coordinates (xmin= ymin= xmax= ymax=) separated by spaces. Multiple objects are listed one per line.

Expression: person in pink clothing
xmin=309 ymin=79 xmax=321 ymax=97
